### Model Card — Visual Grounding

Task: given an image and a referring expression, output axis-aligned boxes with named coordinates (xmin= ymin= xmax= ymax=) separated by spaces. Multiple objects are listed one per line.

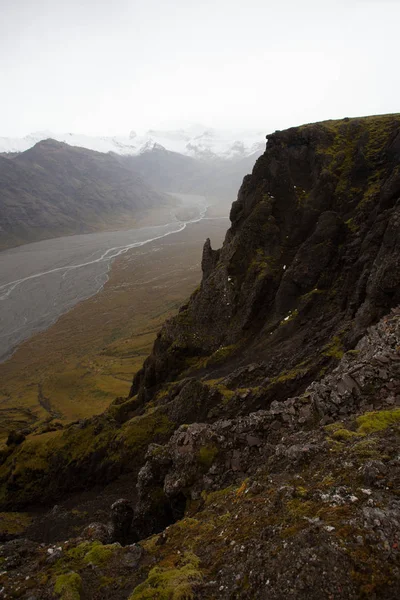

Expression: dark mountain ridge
xmin=123 ymin=144 xmax=262 ymax=202
xmin=0 ymin=114 xmax=399 ymax=599
xmin=0 ymin=139 xmax=169 ymax=250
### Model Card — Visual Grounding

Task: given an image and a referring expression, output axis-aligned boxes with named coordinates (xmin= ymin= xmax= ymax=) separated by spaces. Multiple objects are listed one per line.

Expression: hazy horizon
xmin=1 ymin=0 xmax=399 ymax=137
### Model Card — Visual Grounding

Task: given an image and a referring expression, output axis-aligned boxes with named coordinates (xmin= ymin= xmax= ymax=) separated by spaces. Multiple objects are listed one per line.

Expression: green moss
xmin=66 ymin=541 xmax=92 ymax=561
xmin=346 ymin=349 xmax=360 ymax=357
xmin=345 ymin=218 xmax=359 ymax=233
xmin=201 ymin=486 xmax=234 ymax=505
xmin=0 ymin=511 xmax=32 ymax=535
xmin=175 ymin=517 xmax=200 ymax=530
xmin=175 ymin=309 xmax=194 ymax=328
xmin=270 ymin=362 xmax=309 ymax=385
xmin=356 ymin=174 xmax=383 ymax=211
xmin=300 ymin=288 xmax=325 ymax=302
xmin=327 ymin=439 xmax=346 ymax=454
xmin=129 ymin=552 xmax=202 ymax=600
xmin=350 ymin=438 xmax=380 ymax=459
xmin=154 ymin=384 xmax=176 ymax=403
xmin=324 ymin=422 xmax=343 ymax=434
xmin=320 ymin=475 xmax=335 ymax=487
xmin=83 ymin=541 xmax=116 ymax=566
xmin=356 ymin=408 xmax=400 ymax=434
xmin=205 ymin=345 xmax=238 ymax=367
xmin=330 ymin=428 xmax=360 ymax=441
xmin=302 ymin=115 xmax=400 ymax=213
xmin=54 ymin=572 xmax=82 ymax=600
xmin=99 ymin=576 xmax=117 ymax=589
xmin=325 ymin=422 xmax=360 ymax=441
xmin=204 ymin=377 xmax=223 ymax=386
xmin=294 ymin=486 xmax=308 ymax=498
xmin=106 ymin=395 xmax=139 ymax=423
xmin=323 ymin=336 xmax=344 ymax=360
xmin=286 ymin=498 xmax=318 ymax=518
xmin=117 ymin=408 xmax=174 ymax=453
xmin=249 ymin=249 xmax=277 ymax=279
xmin=215 ymin=384 xmax=235 ymax=405
xmin=363 ymin=116 xmax=398 ymax=162
xmin=0 ymin=401 xmax=177 ymax=508
xmin=198 ymin=444 xmax=219 ymax=469
xmin=52 ymin=541 xmax=118 ymax=576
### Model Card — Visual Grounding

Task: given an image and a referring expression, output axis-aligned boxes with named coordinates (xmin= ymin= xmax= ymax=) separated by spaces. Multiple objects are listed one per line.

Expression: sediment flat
xmin=0 ymin=196 xmax=211 ymax=363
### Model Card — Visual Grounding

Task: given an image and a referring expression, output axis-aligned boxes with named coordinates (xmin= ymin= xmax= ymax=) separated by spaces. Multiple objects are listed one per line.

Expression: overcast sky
xmin=1 ymin=0 xmax=399 ymax=137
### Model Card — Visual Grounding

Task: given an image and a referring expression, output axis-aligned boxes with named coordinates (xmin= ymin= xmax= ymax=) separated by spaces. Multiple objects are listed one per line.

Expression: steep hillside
xmin=131 ymin=114 xmax=400 ymax=408
xmin=0 ymin=115 xmax=399 ymax=599
xmin=124 ymin=145 xmax=262 ymax=202
xmin=0 ymin=140 xmax=169 ymax=249
xmin=123 ymin=146 xmax=211 ymax=194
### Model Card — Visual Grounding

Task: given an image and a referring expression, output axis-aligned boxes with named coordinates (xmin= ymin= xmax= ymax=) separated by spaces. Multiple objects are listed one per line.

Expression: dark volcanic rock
xmin=110 ymin=499 xmax=134 ymax=545
xmin=131 ymin=114 xmax=400 ymax=409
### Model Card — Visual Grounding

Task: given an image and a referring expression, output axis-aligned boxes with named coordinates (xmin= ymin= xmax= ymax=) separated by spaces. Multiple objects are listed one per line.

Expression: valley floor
xmin=0 ymin=216 xmax=227 ymax=441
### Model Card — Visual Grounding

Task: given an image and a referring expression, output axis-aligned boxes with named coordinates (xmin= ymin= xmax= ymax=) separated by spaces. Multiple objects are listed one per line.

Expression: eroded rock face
xmin=119 ymin=305 xmax=399 ymax=599
xmin=201 ymin=238 xmax=220 ymax=280
xmin=131 ymin=116 xmax=400 ymax=407
xmin=134 ymin=307 xmax=400 ymax=534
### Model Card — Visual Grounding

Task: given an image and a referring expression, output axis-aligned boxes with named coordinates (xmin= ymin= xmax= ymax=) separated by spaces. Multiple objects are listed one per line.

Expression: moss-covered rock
xmin=129 ymin=552 xmax=202 ymax=600
xmin=54 ymin=572 xmax=82 ymax=600
xmin=357 ymin=408 xmax=400 ymax=434
xmin=0 ymin=406 xmax=175 ymax=509
xmin=0 ymin=511 xmax=32 ymax=537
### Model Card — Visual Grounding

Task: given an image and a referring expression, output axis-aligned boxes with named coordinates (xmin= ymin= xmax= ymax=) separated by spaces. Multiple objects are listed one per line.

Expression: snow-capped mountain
xmin=0 ymin=125 xmax=265 ymax=161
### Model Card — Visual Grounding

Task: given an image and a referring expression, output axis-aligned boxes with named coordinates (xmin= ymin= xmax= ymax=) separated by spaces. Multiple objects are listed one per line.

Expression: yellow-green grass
xmin=0 ymin=511 xmax=32 ymax=536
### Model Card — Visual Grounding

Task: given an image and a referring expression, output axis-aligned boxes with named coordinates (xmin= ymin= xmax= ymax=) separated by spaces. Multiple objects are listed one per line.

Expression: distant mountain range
xmin=0 ymin=140 xmax=170 ymax=250
xmin=0 ymin=125 xmax=265 ymax=161
xmin=0 ymin=128 xmax=266 ymax=249
xmin=124 ymin=144 xmax=262 ymax=201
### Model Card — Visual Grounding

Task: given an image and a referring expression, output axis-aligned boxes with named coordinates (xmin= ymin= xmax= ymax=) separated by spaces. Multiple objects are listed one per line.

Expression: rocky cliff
xmin=131 ymin=115 xmax=400 ymax=412
xmin=0 ymin=115 xmax=399 ymax=599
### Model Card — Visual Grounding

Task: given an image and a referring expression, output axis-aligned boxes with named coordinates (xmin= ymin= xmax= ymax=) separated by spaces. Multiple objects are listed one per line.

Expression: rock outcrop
xmin=134 ymin=306 xmax=400 ymax=532
xmin=131 ymin=115 xmax=400 ymax=410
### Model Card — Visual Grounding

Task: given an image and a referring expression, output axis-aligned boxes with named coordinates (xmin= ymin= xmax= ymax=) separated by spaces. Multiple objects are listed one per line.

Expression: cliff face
xmin=131 ymin=115 xmax=400 ymax=413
